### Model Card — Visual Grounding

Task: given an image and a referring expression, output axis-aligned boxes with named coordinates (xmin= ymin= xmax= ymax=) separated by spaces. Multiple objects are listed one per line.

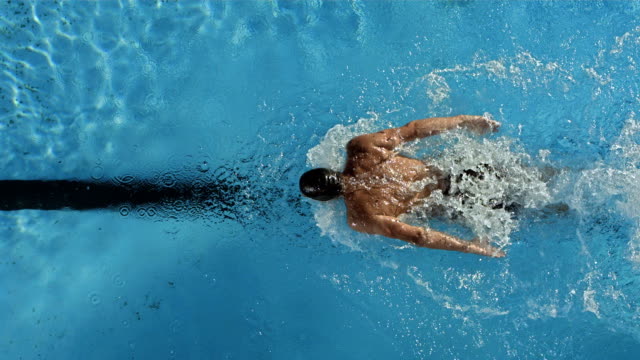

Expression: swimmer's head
xmin=299 ymin=168 xmax=343 ymax=201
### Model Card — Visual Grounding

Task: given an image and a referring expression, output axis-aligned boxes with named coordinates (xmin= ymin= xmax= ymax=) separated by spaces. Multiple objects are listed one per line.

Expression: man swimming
xmin=299 ymin=115 xmax=506 ymax=258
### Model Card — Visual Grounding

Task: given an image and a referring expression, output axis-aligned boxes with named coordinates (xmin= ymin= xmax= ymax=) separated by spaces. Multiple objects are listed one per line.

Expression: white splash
xmin=407 ymin=266 xmax=509 ymax=317
xmin=557 ymin=113 xmax=640 ymax=265
xmin=425 ymin=73 xmax=451 ymax=105
xmin=403 ymin=131 xmax=551 ymax=248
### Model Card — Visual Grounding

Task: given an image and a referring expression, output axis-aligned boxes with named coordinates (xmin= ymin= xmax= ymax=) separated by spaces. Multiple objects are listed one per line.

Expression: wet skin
xmin=341 ymin=115 xmax=506 ymax=257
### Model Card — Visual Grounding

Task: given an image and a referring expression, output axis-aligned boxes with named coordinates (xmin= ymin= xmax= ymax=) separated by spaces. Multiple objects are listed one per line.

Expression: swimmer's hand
xmin=467 ymin=237 xmax=506 ymax=258
xmin=458 ymin=115 xmax=501 ymax=135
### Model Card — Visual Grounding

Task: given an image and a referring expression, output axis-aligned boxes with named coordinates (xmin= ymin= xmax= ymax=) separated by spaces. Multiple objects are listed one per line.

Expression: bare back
xmin=336 ymin=115 xmax=505 ymax=257
xmin=343 ymin=137 xmax=445 ymax=222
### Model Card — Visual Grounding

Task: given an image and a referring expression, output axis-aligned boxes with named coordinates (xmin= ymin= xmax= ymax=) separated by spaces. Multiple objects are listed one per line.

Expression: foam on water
xmin=404 ymin=130 xmax=552 ymax=248
xmin=557 ymin=113 xmax=640 ymax=265
xmin=306 ymin=113 xmax=551 ymax=250
xmin=306 ymin=111 xmax=383 ymax=170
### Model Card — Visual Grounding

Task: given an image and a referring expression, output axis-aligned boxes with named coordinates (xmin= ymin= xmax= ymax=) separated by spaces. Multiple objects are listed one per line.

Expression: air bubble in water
xmin=191 ymin=179 xmax=206 ymax=196
xmin=188 ymin=205 xmax=200 ymax=218
xmin=203 ymin=273 xmax=217 ymax=287
xmin=172 ymin=200 xmax=185 ymax=211
xmin=160 ymin=172 xmax=177 ymax=187
xmin=144 ymin=93 xmax=160 ymax=109
xmin=114 ymin=175 xmax=135 ymax=185
xmin=119 ymin=205 xmax=131 ymax=216
xmin=91 ymin=165 xmax=104 ymax=180
xmin=112 ymin=274 xmax=125 ymax=287
xmin=88 ymin=292 xmax=101 ymax=305
xmin=198 ymin=161 xmax=210 ymax=173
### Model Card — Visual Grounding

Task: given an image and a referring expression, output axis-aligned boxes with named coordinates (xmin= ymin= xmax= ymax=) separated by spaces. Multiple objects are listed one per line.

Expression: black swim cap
xmin=299 ymin=168 xmax=343 ymax=201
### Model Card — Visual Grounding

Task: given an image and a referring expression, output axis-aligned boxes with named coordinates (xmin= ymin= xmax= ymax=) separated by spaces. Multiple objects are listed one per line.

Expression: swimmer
xmin=299 ymin=115 xmax=506 ymax=257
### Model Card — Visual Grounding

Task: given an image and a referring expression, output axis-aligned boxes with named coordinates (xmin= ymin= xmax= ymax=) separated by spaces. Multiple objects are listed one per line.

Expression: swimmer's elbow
xmin=369 ymin=215 xmax=424 ymax=243
xmin=348 ymin=215 xmax=423 ymax=244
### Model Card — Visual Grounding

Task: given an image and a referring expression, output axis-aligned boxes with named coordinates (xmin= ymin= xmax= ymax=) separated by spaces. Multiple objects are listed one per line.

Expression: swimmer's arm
xmin=351 ymin=115 xmax=500 ymax=150
xmin=398 ymin=115 xmax=500 ymax=142
xmin=361 ymin=215 xmax=505 ymax=258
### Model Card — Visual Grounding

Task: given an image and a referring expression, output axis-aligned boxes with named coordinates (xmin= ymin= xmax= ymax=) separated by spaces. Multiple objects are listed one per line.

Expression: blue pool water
xmin=2 ymin=1 xmax=640 ymax=359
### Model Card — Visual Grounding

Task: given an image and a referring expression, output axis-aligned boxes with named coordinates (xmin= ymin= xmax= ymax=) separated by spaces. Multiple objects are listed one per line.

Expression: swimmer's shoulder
xmin=347 ymin=129 xmax=400 ymax=153
xmin=346 ymin=134 xmax=372 ymax=153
